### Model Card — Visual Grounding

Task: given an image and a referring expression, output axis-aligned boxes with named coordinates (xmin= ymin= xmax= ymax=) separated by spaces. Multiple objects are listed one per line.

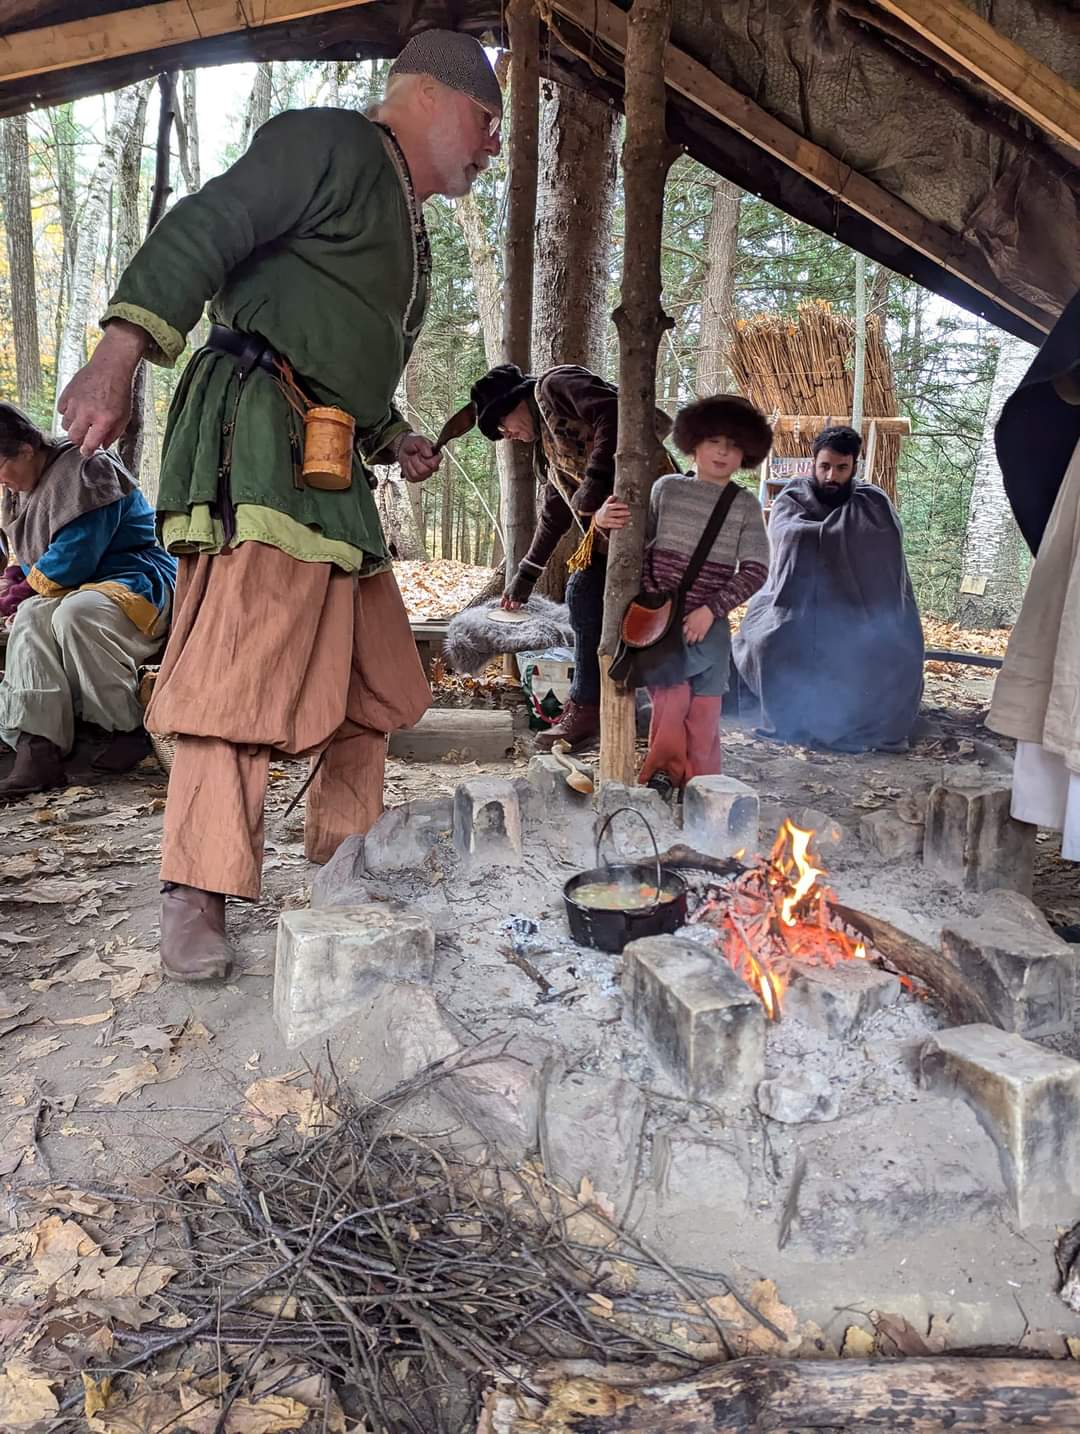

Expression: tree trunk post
xmin=120 ymin=72 xmax=176 ymax=477
xmin=599 ymin=0 xmax=676 ymax=785
xmin=2 ymin=114 xmax=43 ymax=412
xmin=501 ymin=0 xmax=540 ymax=587
xmin=695 ymin=176 xmax=741 ymax=396
xmin=851 ymin=250 xmax=867 ymax=436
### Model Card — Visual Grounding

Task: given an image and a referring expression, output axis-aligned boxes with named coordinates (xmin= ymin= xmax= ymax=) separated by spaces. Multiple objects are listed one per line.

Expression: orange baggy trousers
xmin=146 ymin=543 xmax=430 ymax=900
xmin=637 ymin=684 xmax=723 ymax=789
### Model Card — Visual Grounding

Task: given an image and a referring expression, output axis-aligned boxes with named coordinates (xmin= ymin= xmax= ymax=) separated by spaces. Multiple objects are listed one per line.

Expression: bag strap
xmin=677 ymin=481 xmax=740 ymax=596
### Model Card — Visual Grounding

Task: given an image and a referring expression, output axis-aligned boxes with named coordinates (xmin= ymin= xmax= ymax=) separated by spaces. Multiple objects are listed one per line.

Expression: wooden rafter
xmin=547 ymin=0 xmax=1054 ymax=335
xmin=871 ymin=0 xmax=1080 ymax=153
xmin=0 ymin=0 xmax=377 ymax=86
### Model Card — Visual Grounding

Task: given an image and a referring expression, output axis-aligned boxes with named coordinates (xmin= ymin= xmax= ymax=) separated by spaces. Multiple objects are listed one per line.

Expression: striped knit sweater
xmin=643 ymin=474 xmax=769 ymax=619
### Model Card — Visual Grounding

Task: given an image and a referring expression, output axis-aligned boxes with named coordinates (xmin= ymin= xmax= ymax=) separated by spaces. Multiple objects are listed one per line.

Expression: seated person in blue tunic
xmin=0 ymin=402 xmax=177 ymax=798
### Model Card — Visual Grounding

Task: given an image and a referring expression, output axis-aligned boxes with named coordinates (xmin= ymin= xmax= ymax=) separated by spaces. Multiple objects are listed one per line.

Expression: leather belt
xmin=205 ymin=323 xmax=279 ymax=378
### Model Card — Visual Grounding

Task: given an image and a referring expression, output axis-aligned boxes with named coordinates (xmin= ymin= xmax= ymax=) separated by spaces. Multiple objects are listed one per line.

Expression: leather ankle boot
xmin=160 ymin=884 xmax=233 ymax=981
xmin=535 ymin=700 xmax=600 ymax=753
xmin=0 ymin=733 xmax=67 ymax=803
xmin=92 ymin=727 xmax=153 ymax=774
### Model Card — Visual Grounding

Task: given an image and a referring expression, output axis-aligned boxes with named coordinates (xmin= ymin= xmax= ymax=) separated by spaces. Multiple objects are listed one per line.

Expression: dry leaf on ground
xmin=92 ymin=1060 xmax=158 ymax=1106
xmin=178 ymin=1388 xmax=310 ymax=1433
xmin=701 ymin=1278 xmax=831 ymax=1358
xmin=0 ymin=877 xmax=101 ymax=905
xmin=119 ymin=1025 xmax=174 ymax=1055
xmin=241 ymin=1079 xmax=333 ymax=1137
xmin=0 ymin=1360 xmax=58 ymax=1428
xmin=56 ymin=1006 xmax=115 ymax=1027
xmin=107 ymin=950 xmax=161 ymax=1001
xmin=30 ymin=952 xmax=112 ymax=989
xmin=841 ymin=1324 xmax=875 ymax=1357
xmin=19 ymin=1034 xmax=66 ymax=1060
xmin=871 ymin=1309 xmax=932 ymax=1356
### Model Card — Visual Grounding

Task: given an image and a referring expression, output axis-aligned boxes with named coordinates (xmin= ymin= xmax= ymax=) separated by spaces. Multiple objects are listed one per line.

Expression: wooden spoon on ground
xmin=551 ymin=739 xmax=594 ymax=795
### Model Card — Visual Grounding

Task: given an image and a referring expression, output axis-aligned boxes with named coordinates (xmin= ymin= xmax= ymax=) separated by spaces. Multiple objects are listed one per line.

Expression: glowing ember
xmin=690 ymin=819 xmax=873 ymax=1019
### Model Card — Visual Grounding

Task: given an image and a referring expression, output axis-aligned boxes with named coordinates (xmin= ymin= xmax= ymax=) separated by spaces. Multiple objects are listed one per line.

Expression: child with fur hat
xmin=594 ymin=394 xmax=772 ymax=796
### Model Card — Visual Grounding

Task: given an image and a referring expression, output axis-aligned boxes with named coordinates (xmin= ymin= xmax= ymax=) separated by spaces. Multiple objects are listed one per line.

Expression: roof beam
xmin=0 ymin=0 xmax=377 ymax=85
xmin=548 ymin=0 xmax=1053 ymax=334
xmin=869 ymin=0 xmax=1080 ymax=153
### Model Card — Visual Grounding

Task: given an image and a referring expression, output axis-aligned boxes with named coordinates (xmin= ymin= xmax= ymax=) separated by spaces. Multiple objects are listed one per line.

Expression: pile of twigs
xmin=729 ymin=301 xmax=901 ymax=500
xmin=90 ymin=1071 xmax=778 ymax=1433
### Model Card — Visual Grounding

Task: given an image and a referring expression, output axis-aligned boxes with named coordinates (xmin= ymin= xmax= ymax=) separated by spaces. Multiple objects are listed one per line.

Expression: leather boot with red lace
xmin=0 ymin=733 xmax=67 ymax=803
xmin=535 ymin=699 xmax=600 ymax=753
xmin=160 ymin=884 xmax=233 ymax=982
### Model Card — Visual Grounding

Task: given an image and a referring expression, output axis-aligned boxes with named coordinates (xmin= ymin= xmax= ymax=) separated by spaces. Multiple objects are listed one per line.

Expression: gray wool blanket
xmin=444 ymin=595 xmax=574 ymax=675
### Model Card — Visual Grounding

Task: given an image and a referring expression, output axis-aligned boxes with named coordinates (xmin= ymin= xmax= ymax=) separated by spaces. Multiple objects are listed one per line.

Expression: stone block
xmin=335 ymin=982 xmax=462 ymax=1103
xmin=757 ymin=1071 xmax=839 ymax=1124
xmin=595 ymin=783 xmax=678 ymax=857
xmin=274 ymin=906 xmax=435 ymax=1047
xmin=389 ymin=707 xmax=515 ymax=763
xmin=652 ymin=1126 xmax=751 ymax=1223
xmin=440 ymin=1032 xmax=557 ymax=1162
xmin=310 ymin=835 xmax=367 ymax=909
xmin=783 ymin=960 xmax=901 ymax=1041
xmin=527 ymin=755 xmax=592 ymax=810
xmin=787 ymin=1097 xmax=1006 ymax=1257
xmin=622 ymin=936 xmax=765 ymax=1104
xmin=683 ymin=775 xmax=760 ymax=859
xmin=920 ymin=1024 xmax=1080 ymax=1225
xmin=542 ymin=1071 xmax=646 ymax=1207
xmin=796 ymin=808 xmax=848 ymax=861
xmin=941 ymin=891 xmax=1075 ymax=1038
xmin=452 ymin=779 xmax=523 ymax=867
xmin=923 ymin=780 xmax=1035 ymax=895
xmin=360 ymin=799 xmax=453 ymax=874
xmin=859 ymin=807 xmax=924 ymax=859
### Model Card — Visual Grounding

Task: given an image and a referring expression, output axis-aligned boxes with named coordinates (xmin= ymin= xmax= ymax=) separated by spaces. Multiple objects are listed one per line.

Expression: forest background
xmin=0 ymin=58 xmax=1034 ymax=627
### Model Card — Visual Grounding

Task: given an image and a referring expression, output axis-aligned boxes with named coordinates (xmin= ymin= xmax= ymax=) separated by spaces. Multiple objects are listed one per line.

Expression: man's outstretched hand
xmin=57 ymin=321 xmax=149 ymax=456
xmin=398 ymin=433 xmax=442 ymax=482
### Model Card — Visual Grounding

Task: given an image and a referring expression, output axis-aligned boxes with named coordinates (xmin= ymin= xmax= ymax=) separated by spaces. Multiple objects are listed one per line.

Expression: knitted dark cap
xmin=389 ymin=30 xmax=503 ymax=117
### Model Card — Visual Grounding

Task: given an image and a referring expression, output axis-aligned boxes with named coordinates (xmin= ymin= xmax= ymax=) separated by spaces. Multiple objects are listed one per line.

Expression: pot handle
xmin=595 ymin=806 xmax=663 ymax=902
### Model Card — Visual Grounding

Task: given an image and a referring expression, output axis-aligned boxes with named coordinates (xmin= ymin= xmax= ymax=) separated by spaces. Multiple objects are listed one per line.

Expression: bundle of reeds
xmin=729 ymin=301 xmax=901 ymax=500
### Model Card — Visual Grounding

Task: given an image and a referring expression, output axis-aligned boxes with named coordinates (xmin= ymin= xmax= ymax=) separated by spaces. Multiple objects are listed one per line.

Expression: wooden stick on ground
xmin=482 ymin=1356 xmax=1080 ymax=1431
xmin=598 ymin=0 xmax=676 ymax=785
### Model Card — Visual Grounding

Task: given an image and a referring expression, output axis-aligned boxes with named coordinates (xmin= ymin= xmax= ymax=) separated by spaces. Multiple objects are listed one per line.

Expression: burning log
xmin=481 ymin=1356 xmax=1080 ymax=1431
xmin=657 ymin=826 xmax=996 ymax=1027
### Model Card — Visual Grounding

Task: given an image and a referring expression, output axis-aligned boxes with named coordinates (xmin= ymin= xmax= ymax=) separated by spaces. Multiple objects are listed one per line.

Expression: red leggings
xmin=638 ymin=684 xmax=723 ymax=788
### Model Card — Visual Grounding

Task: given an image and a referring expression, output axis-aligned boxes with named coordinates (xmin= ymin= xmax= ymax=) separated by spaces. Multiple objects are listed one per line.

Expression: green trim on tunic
xmin=101 ymin=302 xmax=185 ymax=366
xmin=161 ymin=503 xmax=389 ymax=575
xmin=104 ymin=108 xmax=429 ymax=566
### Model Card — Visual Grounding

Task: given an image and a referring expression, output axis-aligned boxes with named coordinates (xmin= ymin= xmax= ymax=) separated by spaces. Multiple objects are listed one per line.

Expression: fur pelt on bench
xmin=443 ymin=596 xmax=574 ymax=675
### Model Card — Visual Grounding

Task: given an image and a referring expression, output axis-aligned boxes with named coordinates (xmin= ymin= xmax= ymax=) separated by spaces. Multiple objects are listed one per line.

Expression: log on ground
xmin=389 ymin=707 xmax=515 ymax=763
xmin=482 ymin=1356 xmax=1080 ymax=1431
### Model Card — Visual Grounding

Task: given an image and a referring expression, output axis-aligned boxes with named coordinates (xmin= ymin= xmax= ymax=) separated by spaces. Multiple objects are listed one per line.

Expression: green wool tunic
xmin=102 ymin=108 xmax=429 ymax=571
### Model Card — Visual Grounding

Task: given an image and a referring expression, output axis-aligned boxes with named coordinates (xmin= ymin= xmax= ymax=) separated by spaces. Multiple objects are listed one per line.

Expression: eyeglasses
xmin=464 ymin=92 xmax=502 ymax=140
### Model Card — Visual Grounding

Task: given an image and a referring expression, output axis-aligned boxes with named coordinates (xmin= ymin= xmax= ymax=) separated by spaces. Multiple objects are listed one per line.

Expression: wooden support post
xmin=483 ymin=1356 xmax=1080 ymax=1431
xmin=501 ymin=0 xmax=540 ymax=588
xmin=120 ymin=70 xmax=176 ymax=477
xmin=598 ymin=0 xmax=676 ymax=785
xmin=862 ymin=418 xmax=879 ymax=487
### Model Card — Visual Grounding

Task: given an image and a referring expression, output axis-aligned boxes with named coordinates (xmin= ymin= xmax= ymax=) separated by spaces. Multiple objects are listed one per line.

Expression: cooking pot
xmin=563 ymin=807 xmax=687 ymax=954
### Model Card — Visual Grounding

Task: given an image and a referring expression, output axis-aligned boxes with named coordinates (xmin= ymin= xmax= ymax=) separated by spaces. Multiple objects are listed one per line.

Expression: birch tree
xmin=53 ymin=83 xmax=150 ymax=425
xmin=955 ymin=332 xmax=1034 ymax=628
xmin=1 ymin=114 xmax=42 ymax=410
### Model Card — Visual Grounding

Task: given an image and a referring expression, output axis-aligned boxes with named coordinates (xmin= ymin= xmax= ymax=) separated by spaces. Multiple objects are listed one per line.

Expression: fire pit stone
xmin=683 ymin=774 xmax=760 ymax=858
xmin=782 ymin=960 xmax=902 ymax=1042
xmin=940 ymin=891 xmax=1075 ymax=1038
xmin=923 ymin=778 xmax=1036 ymax=895
xmin=595 ymin=782 xmax=680 ymax=854
xmin=274 ymin=905 xmax=436 ymax=1047
xmin=440 ymin=1031 xmax=559 ymax=1163
xmin=452 ymin=778 xmax=524 ymax=867
xmin=621 ymin=934 xmax=765 ymax=1104
xmin=786 ymin=1096 xmax=1007 ymax=1257
xmin=757 ymin=1070 xmax=839 ymax=1124
xmin=527 ymin=754 xmax=592 ymax=811
xmin=919 ymin=1024 xmax=1080 ymax=1226
xmin=541 ymin=1070 xmax=648 ymax=1208
xmin=858 ymin=806 xmax=924 ymax=859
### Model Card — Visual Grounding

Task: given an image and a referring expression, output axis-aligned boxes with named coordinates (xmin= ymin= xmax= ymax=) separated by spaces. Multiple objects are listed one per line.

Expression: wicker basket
xmin=137 ymin=665 xmax=176 ymax=775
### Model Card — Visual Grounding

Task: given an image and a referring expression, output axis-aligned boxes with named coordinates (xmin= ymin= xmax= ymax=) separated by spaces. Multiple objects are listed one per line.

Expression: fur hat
xmin=673 ymin=395 xmax=773 ymax=467
xmin=470 ymin=364 xmax=536 ymax=440
xmin=389 ymin=30 xmax=503 ymax=119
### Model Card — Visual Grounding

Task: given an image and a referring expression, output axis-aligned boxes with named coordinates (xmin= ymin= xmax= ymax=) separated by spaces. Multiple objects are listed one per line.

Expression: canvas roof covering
xmin=0 ymin=0 xmax=1076 ymax=343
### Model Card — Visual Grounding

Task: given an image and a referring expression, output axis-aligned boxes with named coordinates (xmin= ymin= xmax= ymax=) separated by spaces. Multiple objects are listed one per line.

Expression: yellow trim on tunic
xmin=77 ymin=582 xmax=162 ymax=635
xmin=161 ymin=503 xmax=390 ymax=577
xmin=100 ymin=303 xmax=185 ymax=367
xmin=26 ymin=566 xmax=69 ymax=599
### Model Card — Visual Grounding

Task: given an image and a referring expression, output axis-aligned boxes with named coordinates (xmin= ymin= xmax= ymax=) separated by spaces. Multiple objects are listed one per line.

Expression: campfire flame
xmin=690 ymin=819 xmax=871 ymax=1020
